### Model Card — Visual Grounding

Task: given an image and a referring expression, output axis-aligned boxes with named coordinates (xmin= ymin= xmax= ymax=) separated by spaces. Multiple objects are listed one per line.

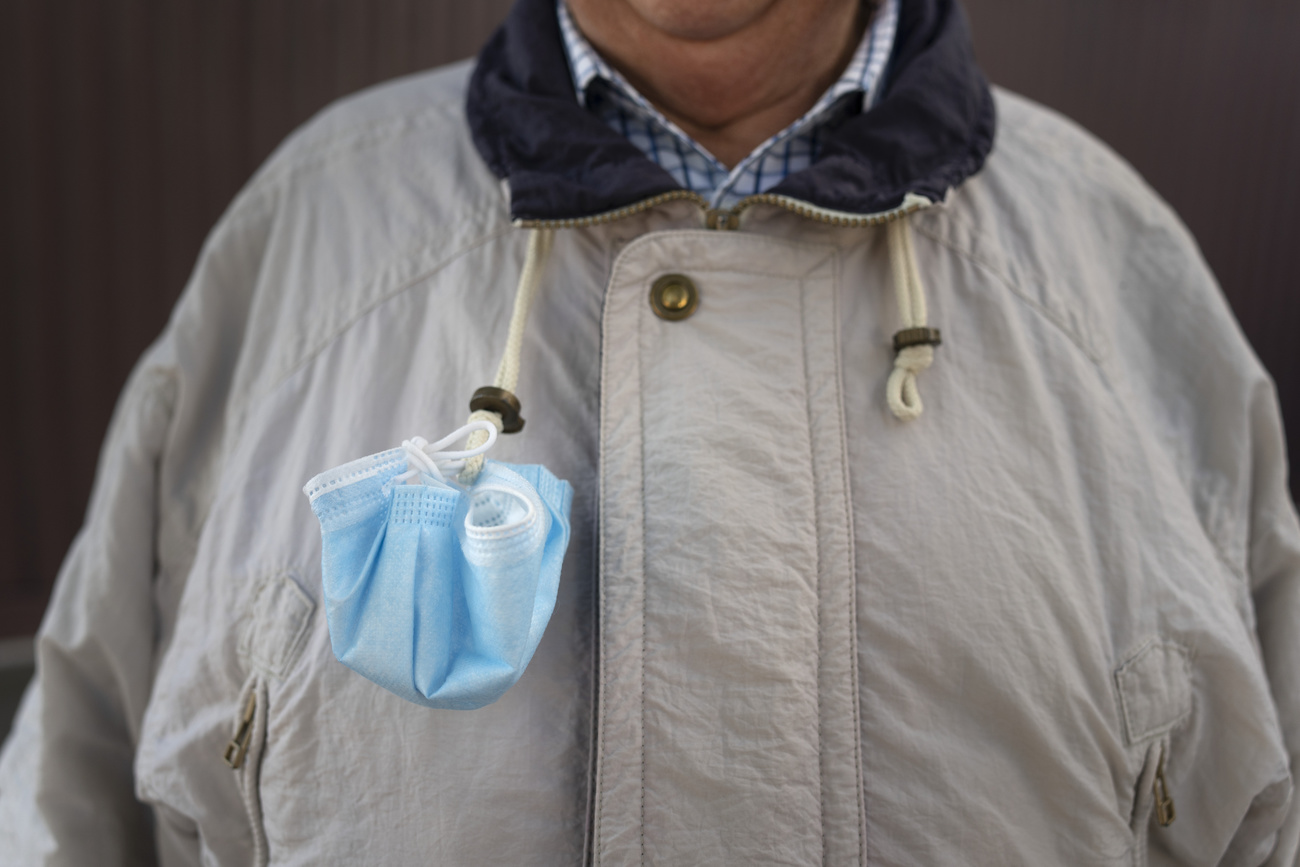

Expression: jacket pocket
xmin=1115 ymin=634 xmax=1295 ymax=863
xmin=1128 ymin=737 xmax=1174 ymax=867
xmin=224 ymin=673 xmax=270 ymax=867
xmin=1115 ymin=640 xmax=1192 ymax=747
xmin=223 ymin=571 xmax=317 ymax=866
xmin=237 ymin=571 xmax=316 ymax=680
xmin=1115 ymin=639 xmax=1190 ymax=866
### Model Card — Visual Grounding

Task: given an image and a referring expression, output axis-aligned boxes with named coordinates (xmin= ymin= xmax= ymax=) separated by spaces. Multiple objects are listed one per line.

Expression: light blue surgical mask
xmin=303 ymin=421 xmax=573 ymax=710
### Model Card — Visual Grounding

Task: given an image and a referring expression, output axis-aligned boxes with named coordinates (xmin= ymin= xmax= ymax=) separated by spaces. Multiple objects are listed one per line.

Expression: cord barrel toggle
xmin=470 ymin=386 xmax=524 ymax=433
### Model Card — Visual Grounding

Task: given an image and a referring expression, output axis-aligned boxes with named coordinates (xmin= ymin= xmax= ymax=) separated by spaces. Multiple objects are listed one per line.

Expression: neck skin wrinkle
xmin=566 ymin=0 xmax=870 ymax=168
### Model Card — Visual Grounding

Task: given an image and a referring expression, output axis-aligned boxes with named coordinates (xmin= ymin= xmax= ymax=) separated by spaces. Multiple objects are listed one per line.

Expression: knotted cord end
xmin=886 ymin=216 xmax=940 ymax=423
xmin=887 ymin=343 xmax=935 ymax=422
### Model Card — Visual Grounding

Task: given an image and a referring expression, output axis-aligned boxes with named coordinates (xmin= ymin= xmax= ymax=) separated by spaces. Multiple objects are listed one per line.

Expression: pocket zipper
xmin=222 ymin=675 xmax=270 ymax=867
xmin=223 ymin=690 xmax=257 ymax=769
xmin=1153 ymin=742 xmax=1176 ymax=827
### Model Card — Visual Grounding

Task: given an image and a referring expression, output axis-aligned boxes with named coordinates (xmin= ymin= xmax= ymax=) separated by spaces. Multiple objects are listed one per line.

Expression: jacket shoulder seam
xmin=911 ymin=221 xmax=1102 ymax=366
xmin=228 ymin=212 xmax=514 ymax=435
xmin=912 ymin=220 xmax=1249 ymax=584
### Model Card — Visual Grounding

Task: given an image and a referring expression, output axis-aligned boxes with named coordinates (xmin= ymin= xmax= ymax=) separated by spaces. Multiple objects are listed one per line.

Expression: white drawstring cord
xmin=886 ymin=216 xmax=940 ymax=421
xmin=393 ymin=419 xmax=500 ymax=487
xmin=439 ymin=218 xmax=928 ymax=490
xmin=460 ymin=228 xmax=555 ymax=483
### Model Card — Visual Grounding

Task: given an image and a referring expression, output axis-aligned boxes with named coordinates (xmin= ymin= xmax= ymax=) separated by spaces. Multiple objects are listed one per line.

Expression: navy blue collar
xmin=466 ymin=0 xmax=996 ymax=222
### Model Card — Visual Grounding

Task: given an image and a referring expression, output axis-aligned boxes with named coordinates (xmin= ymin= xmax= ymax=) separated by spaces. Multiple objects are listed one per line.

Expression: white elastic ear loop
xmin=460 ymin=228 xmax=555 ymax=484
xmin=886 ymin=216 xmax=936 ymax=421
xmin=396 ymin=420 xmax=499 ymax=486
xmin=424 ymin=419 xmax=499 ymax=462
xmin=399 ymin=436 xmax=440 ymax=484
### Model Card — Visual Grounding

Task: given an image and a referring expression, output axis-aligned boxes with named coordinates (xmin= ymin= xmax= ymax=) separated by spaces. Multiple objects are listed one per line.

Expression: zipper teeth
xmin=514 ymin=190 xmax=710 ymax=229
xmin=730 ymin=192 xmax=930 ymax=227
xmin=515 ymin=190 xmax=931 ymax=230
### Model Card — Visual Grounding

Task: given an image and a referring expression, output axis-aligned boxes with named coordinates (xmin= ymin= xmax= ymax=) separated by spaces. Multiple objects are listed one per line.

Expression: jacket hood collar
xmin=467 ymin=0 xmax=996 ymax=222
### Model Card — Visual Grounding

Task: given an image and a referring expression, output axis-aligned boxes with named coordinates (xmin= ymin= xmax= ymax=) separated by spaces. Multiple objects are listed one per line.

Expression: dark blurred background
xmin=2 ymin=0 xmax=1298 ymax=735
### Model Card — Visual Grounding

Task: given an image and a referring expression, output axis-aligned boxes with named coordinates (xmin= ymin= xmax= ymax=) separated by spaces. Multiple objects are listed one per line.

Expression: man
xmin=2 ymin=0 xmax=1297 ymax=863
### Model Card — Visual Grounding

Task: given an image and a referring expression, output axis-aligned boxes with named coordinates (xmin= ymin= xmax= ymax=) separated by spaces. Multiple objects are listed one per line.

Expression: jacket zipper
xmin=223 ymin=675 xmax=271 ymax=866
xmin=514 ymin=190 xmax=933 ymax=231
xmin=223 ymin=689 xmax=257 ymax=769
xmin=1152 ymin=741 xmax=1176 ymax=827
xmin=1130 ymin=737 xmax=1175 ymax=866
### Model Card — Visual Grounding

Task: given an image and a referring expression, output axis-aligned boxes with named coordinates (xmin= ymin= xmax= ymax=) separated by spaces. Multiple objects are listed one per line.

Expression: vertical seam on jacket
xmin=584 ymin=236 xmax=615 ymax=867
xmin=638 ymin=259 xmax=649 ymax=866
xmin=594 ymin=240 xmax=611 ymax=867
xmin=837 ymin=249 xmax=867 ymax=865
xmin=593 ymin=231 xmax=653 ymax=866
xmin=584 ymin=487 xmax=600 ymax=866
xmin=799 ymin=272 xmax=828 ymax=865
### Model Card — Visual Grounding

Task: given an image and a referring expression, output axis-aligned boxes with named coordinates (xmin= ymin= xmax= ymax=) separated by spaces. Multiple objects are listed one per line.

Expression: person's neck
xmin=566 ymin=0 xmax=868 ymax=168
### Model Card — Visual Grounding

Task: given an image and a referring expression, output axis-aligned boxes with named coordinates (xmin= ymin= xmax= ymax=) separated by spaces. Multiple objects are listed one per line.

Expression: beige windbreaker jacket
xmin=1 ymin=59 xmax=1298 ymax=866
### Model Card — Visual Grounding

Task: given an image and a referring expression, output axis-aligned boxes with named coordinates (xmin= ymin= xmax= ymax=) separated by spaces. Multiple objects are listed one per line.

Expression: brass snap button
xmin=649 ymin=274 xmax=699 ymax=321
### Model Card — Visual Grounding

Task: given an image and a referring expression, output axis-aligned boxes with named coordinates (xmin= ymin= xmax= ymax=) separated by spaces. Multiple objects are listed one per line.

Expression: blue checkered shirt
xmin=557 ymin=0 xmax=900 ymax=209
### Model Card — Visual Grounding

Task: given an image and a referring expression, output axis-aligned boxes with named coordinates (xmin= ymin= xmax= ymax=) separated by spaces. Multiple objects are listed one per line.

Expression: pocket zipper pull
xmin=1153 ymin=744 xmax=1176 ymax=827
xmin=223 ymin=691 xmax=258 ymax=769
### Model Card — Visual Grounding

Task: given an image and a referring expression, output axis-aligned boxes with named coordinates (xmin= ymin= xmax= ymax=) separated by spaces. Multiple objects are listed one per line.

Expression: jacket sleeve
xmin=1087 ymin=158 xmax=1300 ymax=860
xmin=1157 ymin=231 xmax=1300 ymax=864
xmin=23 ymin=343 xmax=179 ymax=866
xmin=1249 ymin=379 xmax=1300 ymax=866
xmin=0 ymin=192 xmax=270 ymax=865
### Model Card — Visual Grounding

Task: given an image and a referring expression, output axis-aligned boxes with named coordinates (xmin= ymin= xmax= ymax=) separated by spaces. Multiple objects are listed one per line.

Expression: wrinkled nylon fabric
xmin=2 ymin=66 xmax=1299 ymax=867
xmin=594 ymin=232 xmax=865 ymax=864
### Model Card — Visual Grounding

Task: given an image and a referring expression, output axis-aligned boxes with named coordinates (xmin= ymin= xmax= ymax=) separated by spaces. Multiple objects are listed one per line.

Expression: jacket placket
xmin=593 ymin=229 xmax=865 ymax=865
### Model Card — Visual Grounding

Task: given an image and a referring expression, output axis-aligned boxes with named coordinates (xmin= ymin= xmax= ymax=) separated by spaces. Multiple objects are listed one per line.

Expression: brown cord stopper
xmin=469 ymin=386 xmax=524 ymax=434
xmin=893 ymin=327 xmax=942 ymax=353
